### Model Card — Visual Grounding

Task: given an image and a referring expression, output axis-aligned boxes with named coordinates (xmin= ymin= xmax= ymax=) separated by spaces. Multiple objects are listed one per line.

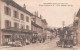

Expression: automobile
xmin=14 ymin=41 xmax=22 ymax=47
xmin=56 ymin=39 xmax=73 ymax=48
xmin=8 ymin=41 xmax=22 ymax=47
xmin=26 ymin=39 xmax=30 ymax=45
xmin=8 ymin=41 xmax=14 ymax=46
xmin=57 ymin=28 xmax=74 ymax=48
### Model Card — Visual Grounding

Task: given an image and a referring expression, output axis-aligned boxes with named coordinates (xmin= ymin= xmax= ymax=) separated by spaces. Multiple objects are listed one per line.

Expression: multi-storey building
xmin=41 ymin=19 xmax=47 ymax=42
xmin=76 ymin=9 xmax=80 ymax=44
xmin=31 ymin=13 xmax=47 ymax=43
xmin=0 ymin=0 xmax=33 ymax=45
xmin=46 ymin=27 xmax=54 ymax=40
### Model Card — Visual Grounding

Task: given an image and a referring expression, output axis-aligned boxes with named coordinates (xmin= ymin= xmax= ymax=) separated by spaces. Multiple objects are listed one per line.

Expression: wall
xmin=36 ymin=17 xmax=42 ymax=27
xmin=77 ymin=17 xmax=80 ymax=44
xmin=0 ymin=1 xmax=2 ymax=46
xmin=0 ymin=1 xmax=31 ymax=30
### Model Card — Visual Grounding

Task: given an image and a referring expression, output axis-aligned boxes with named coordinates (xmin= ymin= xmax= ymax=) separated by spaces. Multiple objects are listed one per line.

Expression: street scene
xmin=0 ymin=37 xmax=78 ymax=50
xmin=0 ymin=0 xmax=80 ymax=50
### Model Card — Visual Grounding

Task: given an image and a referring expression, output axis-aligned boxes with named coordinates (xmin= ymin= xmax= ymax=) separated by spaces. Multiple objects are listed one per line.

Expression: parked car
xmin=8 ymin=41 xmax=14 ymax=46
xmin=57 ymin=28 xmax=74 ymax=48
xmin=8 ymin=41 xmax=22 ymax=47
xmin=26 ymin=39 xmax=30 ymax=45
xmin=56 ymin=39 xmax=73 ymax=48
xmin=14 ymin=41 xmax=22 ymax=47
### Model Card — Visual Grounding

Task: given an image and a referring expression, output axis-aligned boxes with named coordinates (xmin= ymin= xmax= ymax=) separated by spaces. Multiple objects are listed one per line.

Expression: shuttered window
xmin=14 ymin=22 xmax=19 ymax=28
xmin=26 ymin=16 xmax=29 ymax=22
xmin=5 ymin=20 xmax=11 ymax=28
xmin=26 ymin=25 xmax=29 ymax=30
xmin=13 ymin=11 xmax=18 ymax=18
xmin=21 ymin=14 xmax=24 ymax=20
xmin=4 ymin=6 xmax=11 ymax=16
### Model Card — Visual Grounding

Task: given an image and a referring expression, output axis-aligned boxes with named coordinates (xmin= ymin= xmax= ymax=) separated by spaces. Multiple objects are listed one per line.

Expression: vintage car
xmin=56 ymin=28 xmax=74 ymax=48
xmin=56 ymin=39 xmax=73 ymax=48
xmin=13 ymin=41 xmax=22 ymax=47
xmin=8 ymin=41 xmax=22 ymax=47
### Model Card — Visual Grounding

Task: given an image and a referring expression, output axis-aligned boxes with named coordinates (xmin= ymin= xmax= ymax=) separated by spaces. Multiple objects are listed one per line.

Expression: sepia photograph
xmin=0 ymin=0 xmax=80 ymax=50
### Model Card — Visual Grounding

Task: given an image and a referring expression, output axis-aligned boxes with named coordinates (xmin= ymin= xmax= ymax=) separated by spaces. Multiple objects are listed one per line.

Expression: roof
xmin=46 ymin=27 xmax=54 ymax=32
xmin=31 ymin=21 xmax=43 ymax=29
xmin=76 ymin=9 xmax=80 ymax=17
xmin=42 ymin=19 xmax=47 ymax=24
xmin=1 ymin=0 xmax=33 ymax=16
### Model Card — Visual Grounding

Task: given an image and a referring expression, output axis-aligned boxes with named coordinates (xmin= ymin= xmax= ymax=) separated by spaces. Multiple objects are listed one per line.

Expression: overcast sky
xmin=14 ymin=0 xmax=80 ymax=28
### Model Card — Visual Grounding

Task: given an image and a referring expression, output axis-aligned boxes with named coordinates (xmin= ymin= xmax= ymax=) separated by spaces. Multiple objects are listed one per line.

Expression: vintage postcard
xmin=0 ymin=0 xmax=80 ymax=50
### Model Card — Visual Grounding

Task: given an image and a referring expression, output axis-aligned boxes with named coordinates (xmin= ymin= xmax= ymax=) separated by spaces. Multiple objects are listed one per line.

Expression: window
xmin=26 ymin=25 xmax=29 ymax=30
xmin=5 ymin=20 xmax=11 ymax=28
xmin=4 ymin=6 xmax=11 ymax=16
xmin=14 ymin=22 xmax=19 ymax=28
xmin=26 ymin=16 xmax=29 ymax=22
xmin=21 ymin=24 xmax=25 ymax=29
xmin=21 ymin=14 xmax=24 ymax=20
xmin=13 ymin=11 xmax=18 ymax=18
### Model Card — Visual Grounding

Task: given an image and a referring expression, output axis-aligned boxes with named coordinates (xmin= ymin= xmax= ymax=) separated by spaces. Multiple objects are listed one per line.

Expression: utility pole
xmin=62 ymin=21 xmax=65 ymax=29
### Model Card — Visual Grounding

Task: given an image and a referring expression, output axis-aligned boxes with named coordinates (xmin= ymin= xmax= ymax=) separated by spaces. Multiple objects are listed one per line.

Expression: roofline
xmin=76 ymin=9 xmax=80 ymax=17
xmin=1 ymin=0 xmax=33 ymax=16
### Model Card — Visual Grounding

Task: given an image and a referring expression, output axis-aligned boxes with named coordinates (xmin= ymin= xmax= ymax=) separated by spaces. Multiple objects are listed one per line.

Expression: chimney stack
xmin=23 ymin=4 xmax=26 ymax=9
xmin=34 ymin=11 xmax=37 ymax=16
xmin=40 ymin=14 xmax=42 ymax=19
xmin=36 ymin=11 xmax=38 ymax=17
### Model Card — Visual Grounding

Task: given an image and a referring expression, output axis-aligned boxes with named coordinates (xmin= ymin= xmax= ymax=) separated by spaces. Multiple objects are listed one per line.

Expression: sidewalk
xmin=0 ymin=46 xmax=11 ymax=49
xmin=73 ymin=44 xmax=80 ymax=50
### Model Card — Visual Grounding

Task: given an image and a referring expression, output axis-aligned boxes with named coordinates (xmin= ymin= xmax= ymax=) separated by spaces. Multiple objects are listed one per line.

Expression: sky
xmin=13 ymin=0 xmax=80 ymax=28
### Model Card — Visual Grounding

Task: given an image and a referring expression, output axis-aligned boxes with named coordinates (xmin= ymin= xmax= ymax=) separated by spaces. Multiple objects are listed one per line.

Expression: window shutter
xmin=9 ymin=21 xmax=11 ymax=28
xmin=9 ymin=8 xmax=11 ymax=16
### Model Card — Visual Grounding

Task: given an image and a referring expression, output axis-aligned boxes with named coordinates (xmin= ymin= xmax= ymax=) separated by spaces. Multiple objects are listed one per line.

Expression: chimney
xmin=36 ymin=11 xmax=38 ymax=17
xmin=34 ymin=11 xmax=37 ymax=16
xmin=23 ymin=4 xmax=26 ymax=9
xmin=40 ymin=14 xmax=42 ymax=19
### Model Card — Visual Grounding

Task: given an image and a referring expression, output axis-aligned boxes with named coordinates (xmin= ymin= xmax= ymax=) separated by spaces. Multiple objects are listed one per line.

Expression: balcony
xmin=2 ymin=27 xmax=33 ymax=34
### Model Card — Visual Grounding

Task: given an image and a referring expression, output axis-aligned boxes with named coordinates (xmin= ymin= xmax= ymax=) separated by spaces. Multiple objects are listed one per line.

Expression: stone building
xmin=46 ymin=27 xmax=54 ymax=40
xmin=31 ymin=12 xmax=47 ymax=43
xmin=0 ymin=0 xmax=33 ymax=46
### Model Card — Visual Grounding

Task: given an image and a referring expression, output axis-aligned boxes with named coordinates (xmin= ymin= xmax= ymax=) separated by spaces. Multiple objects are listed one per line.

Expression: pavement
xmin=0 ymin=37 xmax=80 ymax=50
xmin=0 ymin=46 xmax=11 ymax=49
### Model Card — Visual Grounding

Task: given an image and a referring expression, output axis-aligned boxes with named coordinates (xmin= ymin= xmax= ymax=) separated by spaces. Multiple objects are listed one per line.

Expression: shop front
xmin=1 ymin=28 xmax=33 ymax=46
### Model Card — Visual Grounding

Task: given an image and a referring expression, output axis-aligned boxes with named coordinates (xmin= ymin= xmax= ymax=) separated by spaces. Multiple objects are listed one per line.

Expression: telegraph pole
xmin=62 ymin=21 xmax=65 ymax=29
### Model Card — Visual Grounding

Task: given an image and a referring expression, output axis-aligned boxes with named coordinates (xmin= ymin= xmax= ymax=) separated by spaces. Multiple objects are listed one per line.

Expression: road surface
xmin=0 ymin=37 xmax=79 ymax=50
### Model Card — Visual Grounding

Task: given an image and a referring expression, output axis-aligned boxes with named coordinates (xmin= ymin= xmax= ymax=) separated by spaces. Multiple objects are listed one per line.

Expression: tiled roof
xmin=76 ymin=9 xmax=80 ymax=17
xmin=1 ymin=0 xmax=33 ymax=16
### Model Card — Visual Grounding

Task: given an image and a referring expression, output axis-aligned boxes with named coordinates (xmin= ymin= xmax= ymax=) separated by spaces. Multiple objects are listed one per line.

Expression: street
xmin=0 ymin=37 xmax=78 ymax=50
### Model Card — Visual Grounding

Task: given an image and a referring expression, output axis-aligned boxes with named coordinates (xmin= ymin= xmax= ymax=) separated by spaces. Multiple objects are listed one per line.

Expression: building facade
xmin=76 ymin=9 xmax=80 ymax=44
xmin=0 ymin=0 xmax=33 ymax=45
xmin=31 ymin=13 xmax=47 ymax=43
xmin=46 ymin=27 xmax=54 ymax=40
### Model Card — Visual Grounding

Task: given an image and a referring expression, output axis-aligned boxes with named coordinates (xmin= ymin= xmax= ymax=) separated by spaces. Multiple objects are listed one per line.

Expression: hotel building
xmin=0 ymin=0 xmax=33 ymax=45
